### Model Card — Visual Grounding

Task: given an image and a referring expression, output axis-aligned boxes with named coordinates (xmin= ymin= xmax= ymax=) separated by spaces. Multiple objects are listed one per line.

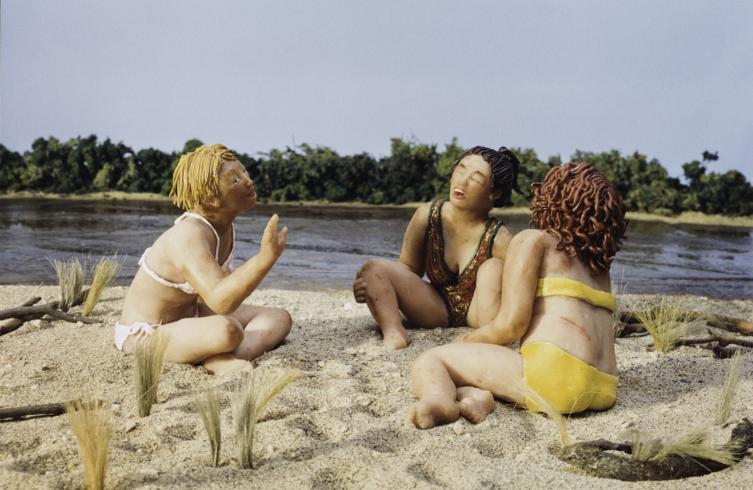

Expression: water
xmin=1 ymin=199 xmax=751 ymax=298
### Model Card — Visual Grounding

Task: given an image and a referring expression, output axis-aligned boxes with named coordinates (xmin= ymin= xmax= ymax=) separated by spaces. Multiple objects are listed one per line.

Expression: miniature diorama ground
xmin=1 ymin=285 xmax=752 ymax=489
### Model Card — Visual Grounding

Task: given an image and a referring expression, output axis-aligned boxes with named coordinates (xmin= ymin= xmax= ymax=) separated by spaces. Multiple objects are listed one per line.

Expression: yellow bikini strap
xmin=536 ymin=277 xmax=615 ymax=312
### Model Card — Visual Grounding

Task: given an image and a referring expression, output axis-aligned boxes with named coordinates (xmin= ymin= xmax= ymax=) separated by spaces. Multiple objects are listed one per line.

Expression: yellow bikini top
xmin=535 ymin=277 xmax=615 ymax=312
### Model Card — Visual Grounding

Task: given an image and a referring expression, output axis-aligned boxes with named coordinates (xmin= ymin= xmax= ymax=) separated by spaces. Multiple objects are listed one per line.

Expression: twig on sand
xmin=553 ymin=418 xmax=753 ymax=481
xmin=0 ymin=290 xmax=95 ymax=336
xmin=0 ymin=399 xmax=105 ymax=422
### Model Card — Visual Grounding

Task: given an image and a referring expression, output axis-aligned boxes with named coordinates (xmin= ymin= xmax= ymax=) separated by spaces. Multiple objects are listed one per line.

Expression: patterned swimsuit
xmin=424 ymin=200 xmax=504 ymax=327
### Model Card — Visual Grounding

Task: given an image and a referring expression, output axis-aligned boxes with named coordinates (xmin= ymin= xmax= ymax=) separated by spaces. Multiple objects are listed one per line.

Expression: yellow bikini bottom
xmin=521 ymin=342 xmax=618 ymax=414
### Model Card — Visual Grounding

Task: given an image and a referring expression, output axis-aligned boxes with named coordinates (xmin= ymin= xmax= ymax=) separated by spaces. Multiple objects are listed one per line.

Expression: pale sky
xmin=2 ymin=0 xmax=752 ymax=180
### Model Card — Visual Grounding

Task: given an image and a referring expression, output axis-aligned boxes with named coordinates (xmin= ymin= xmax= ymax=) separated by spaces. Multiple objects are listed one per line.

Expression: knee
xmin=218 ymin=316 xmax=244 ymax=351
xmin=360 ymin=259 xmax=386 ymax=277
xmin=270 ymin=308 xmax=293 ymax=338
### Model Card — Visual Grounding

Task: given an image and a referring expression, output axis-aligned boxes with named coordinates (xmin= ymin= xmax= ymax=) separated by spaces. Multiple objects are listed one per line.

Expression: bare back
xmin=521 ymin=231 xmax=616 ymax=374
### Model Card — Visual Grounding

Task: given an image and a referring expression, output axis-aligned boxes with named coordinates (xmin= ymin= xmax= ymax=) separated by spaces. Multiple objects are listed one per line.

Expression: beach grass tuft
xmin=53 ymin=257 xmax=84 ymax=311
xmin=134 ymin=330 xmax=169 ymax=417
xmin=635 ymin=297 xmax=696 ymax=352
xmin=65 ymin=397 xmax=112 ymax=490
xmin=83 ymin=256 xmax=120 ymax=316
xmin=232 ymin=367 xmax=301 ymax=469
xmin=716 ymin=351 xmax=743 ymax=425
xmin=653 ymin=429 xmax=737 ymax=466
xmin=520 ymin=385 xmax=570 ymax=448
xmin=630 ymin=430 xmax=663 ymax=461
xmin=195 ymin=386 xmax=222 ymax=467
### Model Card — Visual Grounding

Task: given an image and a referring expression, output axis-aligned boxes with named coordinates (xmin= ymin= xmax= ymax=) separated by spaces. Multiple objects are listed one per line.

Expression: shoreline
xmin=2 ymin=191 xmax=753 ymax=230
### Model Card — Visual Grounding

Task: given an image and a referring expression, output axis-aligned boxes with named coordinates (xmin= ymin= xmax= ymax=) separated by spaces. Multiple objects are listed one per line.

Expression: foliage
xmin=1 ymin=137 xmax=751 ymax=216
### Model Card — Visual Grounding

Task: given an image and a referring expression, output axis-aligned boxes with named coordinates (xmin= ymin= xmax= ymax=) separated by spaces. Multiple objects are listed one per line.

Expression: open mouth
xmin=452 ymin=188 xmax=466 ymax=199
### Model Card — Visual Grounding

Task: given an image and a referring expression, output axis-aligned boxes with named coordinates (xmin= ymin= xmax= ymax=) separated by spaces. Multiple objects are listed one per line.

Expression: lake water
xmin=1 ymin=199 xmax=751 ymax=298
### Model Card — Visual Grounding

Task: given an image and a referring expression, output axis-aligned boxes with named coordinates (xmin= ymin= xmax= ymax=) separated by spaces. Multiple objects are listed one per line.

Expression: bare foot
xmin=202 ymin=353 xmax=251 ymax=376
xmin=381 ymin=325 xmax=410 ymax=350
xmin=457 ymin=386 xmax=496 ymax=424
xmin=408 ymin=397 xmax=460 ymax=429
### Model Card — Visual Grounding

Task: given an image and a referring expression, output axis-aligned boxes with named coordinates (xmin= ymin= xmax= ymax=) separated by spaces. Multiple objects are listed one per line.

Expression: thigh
xmin=429 ymin=342 xmax=526 ymax=404
xmin=124 ymin=315 xmax=239 ymax=364
xmin=376 ymin=260 xmax=450 ymax=328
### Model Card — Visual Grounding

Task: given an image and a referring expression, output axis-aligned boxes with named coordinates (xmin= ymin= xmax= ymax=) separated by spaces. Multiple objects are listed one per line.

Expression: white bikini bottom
xmin=114 ymin=321 xmax=157 ymax=351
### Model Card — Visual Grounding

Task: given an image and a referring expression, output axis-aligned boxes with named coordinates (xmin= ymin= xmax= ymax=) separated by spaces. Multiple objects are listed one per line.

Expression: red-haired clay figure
xmin=115 ymin=144 xmax=292 ymax=375
xmin=353 ymin=146 xmax=520 ymax=349
xmin=409 ymin=162 xmax=627 ymax=428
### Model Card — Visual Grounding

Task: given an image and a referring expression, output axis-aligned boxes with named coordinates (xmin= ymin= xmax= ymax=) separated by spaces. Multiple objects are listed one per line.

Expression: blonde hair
xmin=170 ymin=144 xmax=239 ymax=210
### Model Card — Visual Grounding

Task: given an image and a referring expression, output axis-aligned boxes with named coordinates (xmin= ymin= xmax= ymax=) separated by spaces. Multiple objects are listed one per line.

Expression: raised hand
xmin=260 ymin=214 xmax=287 ymax=264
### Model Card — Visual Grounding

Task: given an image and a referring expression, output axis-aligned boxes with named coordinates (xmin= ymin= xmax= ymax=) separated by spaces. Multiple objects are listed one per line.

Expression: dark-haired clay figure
xmin=353 ymin=146 xmax=520 ymax=349
xmin=115 ymin=144 xmax=292 ymax=375
xmin=409 ymin=162 xmax=627 ymax=428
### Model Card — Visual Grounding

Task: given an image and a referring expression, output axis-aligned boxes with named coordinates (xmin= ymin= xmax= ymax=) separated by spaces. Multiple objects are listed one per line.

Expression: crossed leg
xmin=123 ymin=304 xmax=292 ymax=375
xmin=354 ymin=259 xmax=449 ymax=350
xmin=409 ymin=342 xmax=526 ymax=429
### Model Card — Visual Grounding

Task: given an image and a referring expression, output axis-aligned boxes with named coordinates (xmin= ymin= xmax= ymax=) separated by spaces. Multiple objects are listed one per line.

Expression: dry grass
xmin=134 ymin=331 xmax=169 ymax=417
xmin=654 ymin=429 xmax=737 ymax=466
xmin=65 ymin=397 xmax=112 ymax=490
xmin=635 ymin=297 xmax=697 ymax=352
xmin=630 ymin=427 xmax=737 ymax=466
xmin=232 ymin=367 xmax=301 ymax=469
xmin=716 ymin=351 xmax=743 ymax=425
xmin=521 ymin=385 xmax=570 ymax=448
xmin=83 ymin=256 xmax=120 ymax=316
xmin=53 ymin=258 xmax=84 ymax=311
xmin=630 ymin=430 xmax=662 ymax=461
xmin=611 ymin=274 xmax=629 ymax=336
xmin=195 ymin=387 xmax=222 ymax=467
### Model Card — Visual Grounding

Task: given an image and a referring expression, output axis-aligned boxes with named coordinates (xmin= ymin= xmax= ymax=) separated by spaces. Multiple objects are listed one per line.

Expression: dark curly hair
xmin=530 ymin=162 xmax=627 ymax=275
xmin=455 ymin=146 xmax=520 ymax=207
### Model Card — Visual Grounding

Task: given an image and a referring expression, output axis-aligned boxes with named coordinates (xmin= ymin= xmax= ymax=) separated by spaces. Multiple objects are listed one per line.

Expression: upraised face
xmin=449 ymin=154 xmax=496 ymax=210
xmin=216 ymin=159 xmax=256 ymax=212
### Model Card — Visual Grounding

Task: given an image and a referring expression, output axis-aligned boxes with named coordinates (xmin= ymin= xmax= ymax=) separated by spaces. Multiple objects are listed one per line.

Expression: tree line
xmin=1 ymin=135 xmax=752 ymax=216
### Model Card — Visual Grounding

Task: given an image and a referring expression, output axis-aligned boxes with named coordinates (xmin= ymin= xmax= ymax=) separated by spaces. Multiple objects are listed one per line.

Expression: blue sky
xmin=2 ymin=0 xmax=752 ymax=180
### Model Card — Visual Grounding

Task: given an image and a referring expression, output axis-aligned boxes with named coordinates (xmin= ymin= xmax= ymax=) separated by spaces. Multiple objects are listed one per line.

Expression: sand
xmin=1 ymin=285 xmax=752 ymax=489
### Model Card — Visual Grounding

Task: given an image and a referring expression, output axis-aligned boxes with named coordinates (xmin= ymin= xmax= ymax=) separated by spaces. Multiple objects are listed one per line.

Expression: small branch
xmin=0 ymin=289 xmax=93 ymax=336
xmin=0 ymin=399 xmax=105 ymax=422
xmin=675 ymin=330 xmax=753 ymax=349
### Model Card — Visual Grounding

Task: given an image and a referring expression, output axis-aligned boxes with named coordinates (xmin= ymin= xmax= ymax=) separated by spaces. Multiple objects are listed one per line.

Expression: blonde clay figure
xmin=353 ymin=146 xmax=520 ymax=349
xmin=409 ymin=162 xmax=627 ymax=428
xmin=115 ymin=144 xmax=291 ymax=375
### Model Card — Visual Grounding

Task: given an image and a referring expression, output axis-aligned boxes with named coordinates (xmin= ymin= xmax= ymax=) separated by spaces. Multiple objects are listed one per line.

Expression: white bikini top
xmin=138 ymin=212 xmax=235 ymax=295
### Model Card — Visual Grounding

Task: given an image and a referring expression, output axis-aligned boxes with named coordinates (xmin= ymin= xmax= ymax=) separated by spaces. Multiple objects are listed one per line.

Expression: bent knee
xmin=270 ymin=308 xmax=293 ymax=337
xmin=218 ymin=316 xmax=244 ymax=351
xmin=361 ymin=258 xmax=389 ymax=276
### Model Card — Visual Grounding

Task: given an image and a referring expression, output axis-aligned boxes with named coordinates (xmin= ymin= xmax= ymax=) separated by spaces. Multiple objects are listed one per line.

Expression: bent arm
xmin=464 ymin=230 xmax=544 ymax=345
xmin=178 ymin=216 xmax=285 ymax=315
xmin=399 ymin=203 xmax=431 ymax=276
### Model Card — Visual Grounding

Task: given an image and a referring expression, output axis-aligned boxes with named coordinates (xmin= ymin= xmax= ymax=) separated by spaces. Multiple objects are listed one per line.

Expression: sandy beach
xmin=1 ymin=285 xmax=752 ymax=489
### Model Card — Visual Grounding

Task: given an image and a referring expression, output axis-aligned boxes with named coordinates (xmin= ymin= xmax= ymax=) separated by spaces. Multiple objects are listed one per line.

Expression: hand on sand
xmin=260 ymin=214 xmax=287 ymax=264
xmin=352 ymin=268 xmax=367 ymax=303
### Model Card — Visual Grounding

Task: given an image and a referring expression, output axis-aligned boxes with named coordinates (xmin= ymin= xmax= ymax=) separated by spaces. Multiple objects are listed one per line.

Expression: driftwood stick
xmin=0 ymin=290 xmax=92 ymax=336
xmin=0 ymin=399 xmax=105 ymax=422
xmin=554 ymin=418 xmax=753 ymax=481
xmin=43 ymin=309 xmax=98 ymax=324
xmin=675 ymin=330 xmax=753 ymax=349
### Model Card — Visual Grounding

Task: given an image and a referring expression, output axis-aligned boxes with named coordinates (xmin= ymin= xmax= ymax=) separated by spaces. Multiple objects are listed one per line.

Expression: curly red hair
xmin=530 ymin=162 xmax=627 ymax=275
